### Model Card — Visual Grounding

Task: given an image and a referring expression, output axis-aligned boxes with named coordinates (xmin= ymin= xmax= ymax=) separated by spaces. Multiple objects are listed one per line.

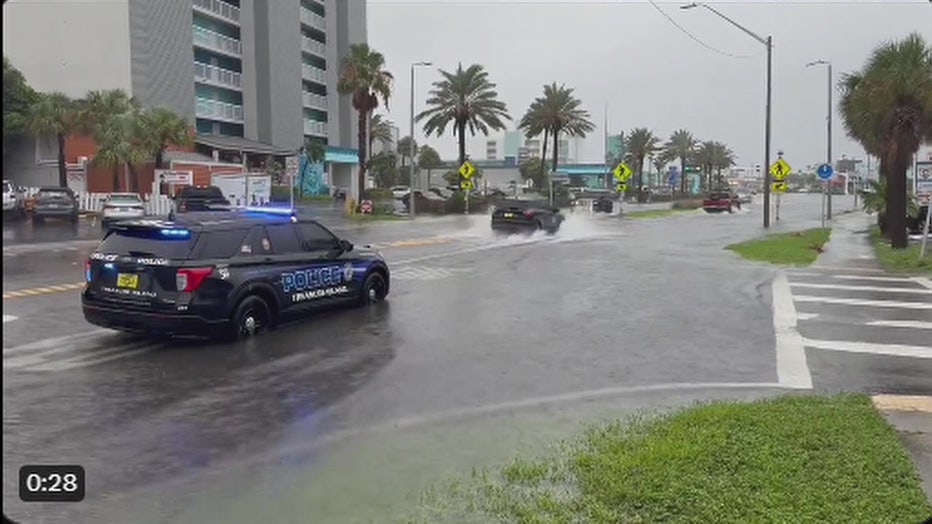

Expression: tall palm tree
xmin=626 ymin=128 xmax=659 ymax=202
xmin=652 ymin=151 xmax=673 ymax=187
xmin=416 ymin=63 xmax=511 ymax=168
xmin=712 ymin=142 xmax=736 ymax=186
xmin=93 ymin=113 xmax=150 ymax=193
xmin=27 ymin=92 xmax=81 ymax=187
xmin=138 ymin=107 xmax=191 ymax=169
xmin=663 ymin=129 xmax=697 ymax=195
xmin=337 ymin=44 xmax=393 ymax=200
xmin=693 ymin=141 xmax=717 ymax=190
xmin=518 ymin=97 xmax=550 ymax=183
xmin=519 ymin=83 xmax=595 ymax=176
xmin=78 ymin=89 xmax=139 ymax=134
xmin=368 ymin=113 xmax=393 ymax=154
xmin=838 ymin=33 xmax=932 ymax=248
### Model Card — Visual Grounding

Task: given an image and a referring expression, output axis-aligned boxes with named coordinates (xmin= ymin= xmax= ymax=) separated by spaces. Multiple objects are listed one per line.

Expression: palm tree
xmin=137 ymin=107 xmax=191 ymax=169
xmin=26 ymin=92 xmax=80 ymax=187
xmin=626 ymin=128 xmax=660 ymax=202
xmin=519 ymin=83 xmax=595 ymax=175
xmin=368 ymin=113 xmax=393 ymax=154
xmin=416 ymin=63 xmax=511 ymax=168
xmin=693 ymin=141 xmax=717 ymax=190
xmin=337 ymin=43 xmax=393 ymax=200
xmin=652 ymin=151 xmax=672 ymax=187
xmin=712 ymin=142 xmax=736 ymax=186
xmin=417 ymin=144 xmax=443 ymax=187
xmin=92 ymin=113 xmax=150 ymax=193
xmin=838 ymin=33 xmax=932 ymax=248
xmin=663 ymin=129 xmax=697 ymax=195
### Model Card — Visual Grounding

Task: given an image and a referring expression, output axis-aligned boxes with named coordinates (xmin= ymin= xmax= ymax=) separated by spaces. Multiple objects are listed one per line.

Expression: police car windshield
xmin=99 ymin=229 xmax=197 ymax=259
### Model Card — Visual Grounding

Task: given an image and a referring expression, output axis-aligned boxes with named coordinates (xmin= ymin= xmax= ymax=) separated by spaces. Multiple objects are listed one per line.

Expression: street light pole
xmin=682 ymin=2 xmax=773 ymax=228
xmin=409 ymin=61 xmax=432 ymax=218
xmin=807 ymin=60 xmax=833 ymax=220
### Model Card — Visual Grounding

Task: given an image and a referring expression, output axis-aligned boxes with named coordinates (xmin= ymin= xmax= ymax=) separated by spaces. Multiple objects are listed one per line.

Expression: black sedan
xmin=32 ymin=186 xmax=79 ymax=224
xmin=491 ymin=199 xmax=564 ymax=235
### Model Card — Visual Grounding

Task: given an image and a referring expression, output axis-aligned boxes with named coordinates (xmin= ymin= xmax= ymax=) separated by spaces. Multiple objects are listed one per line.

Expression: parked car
xmin=2 ymin=179 xmax=26 ymax=219
xmin=170 ymin=186 xmax=230 ymax=219
xmin=101 ymin=192 xmax=146 ymax=227
xmin=401 ymin=190 xmax=447 ymax=213
xmin=428 ymin=186 xmax=454 ymax=199
xmin=32 ymin=186 xmax=79 ymax=224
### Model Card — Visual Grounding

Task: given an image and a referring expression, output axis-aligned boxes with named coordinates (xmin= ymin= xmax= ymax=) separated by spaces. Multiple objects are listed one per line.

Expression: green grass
xmin=725 ymin=228 xmax=831 ymax=266
xmin=869 ymin=226 xmax=932 ymax=274
xmin=402 ymin=394 xmax=931 ymax=524
xmin=626 ymin=208 xmax=694 ymax=219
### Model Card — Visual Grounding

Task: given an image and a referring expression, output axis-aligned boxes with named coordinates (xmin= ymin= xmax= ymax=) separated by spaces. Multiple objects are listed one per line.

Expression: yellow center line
xmin=3 ymin=282 xmax=85 ymax=300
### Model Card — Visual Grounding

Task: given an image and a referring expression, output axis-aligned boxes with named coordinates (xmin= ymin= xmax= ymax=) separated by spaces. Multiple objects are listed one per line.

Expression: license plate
xmin=116 ymin=273 xmax=139 ymax=289
xmin=503 ymin=212 xmax=515 ymax=218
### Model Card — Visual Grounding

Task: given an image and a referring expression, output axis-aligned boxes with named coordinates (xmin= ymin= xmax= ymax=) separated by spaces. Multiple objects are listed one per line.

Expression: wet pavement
xmin=5 ymin=194 xmax=927 ymax=523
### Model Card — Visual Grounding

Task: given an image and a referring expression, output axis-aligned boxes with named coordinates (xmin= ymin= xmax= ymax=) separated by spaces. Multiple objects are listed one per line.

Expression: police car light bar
xmin=241 ymin=206 xmax=296 ymax=216
xmin=160 ymin=228 xmax=192 ymax=237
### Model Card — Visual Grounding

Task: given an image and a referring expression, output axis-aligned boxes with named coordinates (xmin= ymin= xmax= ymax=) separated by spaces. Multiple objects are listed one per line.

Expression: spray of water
xmin=444 ymin=210 xmax=618 ymax=247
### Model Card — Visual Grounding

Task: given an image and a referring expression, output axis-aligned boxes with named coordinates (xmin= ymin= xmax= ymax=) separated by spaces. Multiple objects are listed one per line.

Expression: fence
xmin=22 ymin=188 xmax=174 ymax=216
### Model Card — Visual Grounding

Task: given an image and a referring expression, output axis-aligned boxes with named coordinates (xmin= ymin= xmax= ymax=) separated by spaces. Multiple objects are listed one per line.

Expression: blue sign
xmin=668 ymin=166 xmax=679 ymax=184
xmin=817 ymin=163 xmax=834 ymax=180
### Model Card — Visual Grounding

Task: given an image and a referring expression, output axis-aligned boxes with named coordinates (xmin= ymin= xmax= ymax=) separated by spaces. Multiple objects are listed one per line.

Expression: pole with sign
xmin=769 ymin=156 xmax=791 ymax=221
xmin=612 ymin=162 xmax=633 ymax=203
xmin=459 ymin=161 xmax=476 ymax=214
xmin=817 ymin=163 xmax=834 ymax=228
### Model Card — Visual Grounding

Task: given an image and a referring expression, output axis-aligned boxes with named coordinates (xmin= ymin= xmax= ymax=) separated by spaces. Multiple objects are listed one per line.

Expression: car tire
xmin=229 ymin=295 xmax=271 ymax=341
xmin=358 ymin=272 xmax=388 ymax=306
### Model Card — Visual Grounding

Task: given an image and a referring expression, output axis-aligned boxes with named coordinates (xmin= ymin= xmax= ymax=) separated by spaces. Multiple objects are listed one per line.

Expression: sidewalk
xmin=814 ymin=211 xmax=881 ymax=270
xmin=872 ymin=395 xmax=932 ymax=503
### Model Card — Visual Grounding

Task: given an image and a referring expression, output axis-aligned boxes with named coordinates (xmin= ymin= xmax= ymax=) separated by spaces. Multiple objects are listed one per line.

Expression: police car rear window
xmin=99 ymin=229 xmax=197 ymax=259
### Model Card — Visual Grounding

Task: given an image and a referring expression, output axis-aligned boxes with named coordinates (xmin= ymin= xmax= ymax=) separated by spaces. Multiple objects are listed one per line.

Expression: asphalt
xmin=4 ymin=193 xmax=930 ymax=523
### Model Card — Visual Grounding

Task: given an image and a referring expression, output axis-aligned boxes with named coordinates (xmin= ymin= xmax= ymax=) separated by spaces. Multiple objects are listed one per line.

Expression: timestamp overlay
xmin=18 ymin=465 xmax=86 ymax=503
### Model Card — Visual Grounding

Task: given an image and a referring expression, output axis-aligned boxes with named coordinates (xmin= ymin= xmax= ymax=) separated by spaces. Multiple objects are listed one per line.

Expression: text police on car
xmin=81 ymin=207 xmax=390 ymax=340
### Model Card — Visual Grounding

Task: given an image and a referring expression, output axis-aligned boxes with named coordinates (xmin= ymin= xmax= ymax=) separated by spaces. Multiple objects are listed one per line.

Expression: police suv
xmin=81 ymin=208 xmax=390 ymax=340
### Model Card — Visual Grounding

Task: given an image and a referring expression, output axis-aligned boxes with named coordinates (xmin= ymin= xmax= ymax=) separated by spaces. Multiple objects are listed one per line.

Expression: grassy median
xmin=403 ymin=394 xmax=930 ymax=524
xmin=626 ymin=208 xmax=695 ymax=219
xmin=870 ymin=226 xmax=932 ymax=274
xmin=726 ymin=228 xmax=831 ymax=266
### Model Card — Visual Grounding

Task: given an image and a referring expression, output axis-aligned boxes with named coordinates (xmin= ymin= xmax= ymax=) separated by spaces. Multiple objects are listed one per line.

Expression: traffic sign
xmin=155 ymin=169 xmax=193 ymax=185
xmin=613 ymin=162 xmax=632 ymax=181
xmin=460 ymin=180 xmax=474 ymax=190
xmin=615 ymin=182 xmax=628 ymax=192
xmin=816 ymin=163 xmax=834 ymax=181
xmin=360 ymin=199 xmax=373 ymax=214
xmin=668 ymin=166 xmax=679 ymax=184
xmin=771 ymin=181 xmax=788 ymax=193
xmin=769 ymin=158 xmax=792 ymax=180
xmin=459 ymin=161 xmax=476 ymax=179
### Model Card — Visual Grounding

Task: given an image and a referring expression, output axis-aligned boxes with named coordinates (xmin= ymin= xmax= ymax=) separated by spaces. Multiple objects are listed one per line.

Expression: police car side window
xmin=236 ymin=226 xmax=271 ymax=256
xmin=265 ymin=224 xmax=303 ymax=254
xmin=195 ymin=228 xmax=249 ymax=259
xmin=298 ymin=222 xmax=338 ymax=251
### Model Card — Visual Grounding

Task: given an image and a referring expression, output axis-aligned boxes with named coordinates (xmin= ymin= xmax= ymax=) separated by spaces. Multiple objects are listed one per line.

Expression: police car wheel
xmin=360 ymin=272 xmax=387 ymax=306
xmin=231 ymin=296 xmax=270 ymax=339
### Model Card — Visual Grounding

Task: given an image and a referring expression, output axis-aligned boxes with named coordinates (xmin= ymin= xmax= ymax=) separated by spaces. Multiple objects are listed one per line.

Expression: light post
xmin=409 ymin=60 xmax=432 ymax=218
xmin=807 ymin=59 xmax=833 ymax=221
xmin=681 ymin=2 xmax=773 ymax=228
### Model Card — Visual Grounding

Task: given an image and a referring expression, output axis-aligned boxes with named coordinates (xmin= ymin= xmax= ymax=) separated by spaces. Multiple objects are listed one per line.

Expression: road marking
xmin=27 ymin=346 xmax=156 ymax=372
xmin=2 ymin=315 xmax=16 ymax=323
xmin=914 ymin=277 xmax=932 ymax=291
xmin=3 ymin=329 xmax=111 ymax=356
xmin=865 ymin=320 xmax=932 ymax=330
xmin=771 ymin=272 xmax=813 ymax=389
xmin=872 ymin=395 xmax=932 ymax=413
xmin=787 ymin=272 xmax=918 ymax=283
xmin=793 ymin=295 xmax=932 ymax=310
xmin=807 ymin=265 xmax=885 ymax=274
xmin=803 ymin=338 xmax=932 ymax=359
xmin=789 ymin=282 xmax=932 ymax=295
xmin=3 ymin=282 xmax=84 ymax=300
xmin=796 ymin=312 xmax=819 ymax=320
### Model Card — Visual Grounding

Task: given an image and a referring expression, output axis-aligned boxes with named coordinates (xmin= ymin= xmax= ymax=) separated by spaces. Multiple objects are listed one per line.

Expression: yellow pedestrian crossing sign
xmin=615 ymin=182 xmax=628 ymax=192
xmin=459 ymin=161 xmax=476 ymax=179
xmin=460 ymin=180 xmax=474 ymax=190
xmin=771 ymin=181 xmax=788 ymax=193
xmin=769 ymin=158 xmax=792 ymax=181
xmin=613 ymin=162 xmax=632 ymax=181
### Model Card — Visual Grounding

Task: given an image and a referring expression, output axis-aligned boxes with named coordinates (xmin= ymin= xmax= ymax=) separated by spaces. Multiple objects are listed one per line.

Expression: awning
xmin=195 ymin=133 xmax=300 ymax=156
xmin=325 ymin=146 xmax=359 ymax=164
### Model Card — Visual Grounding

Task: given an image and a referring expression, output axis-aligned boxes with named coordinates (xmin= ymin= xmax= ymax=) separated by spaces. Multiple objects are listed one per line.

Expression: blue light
xmin=104 ymin=263 xmax=115 ymax=270
xmin=160 ymin=228 xmax=191 ymax=237
xmin=243 ymin=206 xmax=295 ymax=216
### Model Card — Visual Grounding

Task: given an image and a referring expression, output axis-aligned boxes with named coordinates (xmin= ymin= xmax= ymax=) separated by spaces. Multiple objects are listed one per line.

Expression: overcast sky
xmin=369 ymin=0 xmax=932 ymax=169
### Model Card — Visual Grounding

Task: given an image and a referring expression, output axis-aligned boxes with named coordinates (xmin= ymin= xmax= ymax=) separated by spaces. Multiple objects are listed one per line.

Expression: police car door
xmin=294 ymin=220 xmax=359 ymax=306
xmin=262 ymin=222 xmax=321 ymax=314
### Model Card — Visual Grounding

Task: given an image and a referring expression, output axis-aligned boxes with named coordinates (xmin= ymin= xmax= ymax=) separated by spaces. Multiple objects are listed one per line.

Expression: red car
xmin=702 ymin=191 xmax=740 ymax=213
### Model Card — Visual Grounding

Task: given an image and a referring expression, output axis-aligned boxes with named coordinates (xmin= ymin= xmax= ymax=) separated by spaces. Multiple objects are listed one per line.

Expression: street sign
xmin=155 ymin=169 xmax=193 ymax=185
xmin=360 ymin=199 xmax=373 ymax=214
xmin=769 ymin=158 xmax=792 ymax=181
xmin=917 ymin=161 xmax=932 ymax=202
xmin=613 ymin=162 xmax=632 ymax=181
xmin=460 ymin=180 xmax=474 ymax=190
xmin=668 ymin=166 xmax=679 ymax=184
xmin=816 ymin=163 xmax=834 ymax=181
xmin=683 ymin=165 xmax=701 ymax=173
xmin=615 ymin=182 xmax=628 ymax=192
xmin=458 ymin=161 xmax=476 ymax=179
xmin=771 ymin=181 xmax=788 ymax=193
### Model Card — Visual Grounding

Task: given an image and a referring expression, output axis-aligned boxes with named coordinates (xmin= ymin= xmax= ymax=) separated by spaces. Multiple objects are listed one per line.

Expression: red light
xmin=176 ymin=267 xmax=213 ymax=292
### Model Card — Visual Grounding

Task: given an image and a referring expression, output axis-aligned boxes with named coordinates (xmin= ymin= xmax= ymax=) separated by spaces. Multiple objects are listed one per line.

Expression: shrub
xmin=672 ymin=198 xmax=704 ymax=210
xmin=445 ymin=192 xmax=490 ymax=214
xmin=363 ymin=187 xmax=393 ymax=201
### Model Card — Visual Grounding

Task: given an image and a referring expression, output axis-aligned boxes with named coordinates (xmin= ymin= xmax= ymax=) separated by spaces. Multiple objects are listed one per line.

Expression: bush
xmin=363 ymin=187 xmax=393 ymax=201
xmin=445 ymin=192 xmax=490 ymax=214
xmin=672 ymin=198 xmax=704 ymax=210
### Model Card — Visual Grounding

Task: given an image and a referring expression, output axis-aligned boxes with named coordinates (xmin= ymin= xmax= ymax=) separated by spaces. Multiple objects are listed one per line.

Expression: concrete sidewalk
xmin=814 ymin=211 xmax=881 ymax=270
xmin=872 ymin=395 xmax=932 ymax=504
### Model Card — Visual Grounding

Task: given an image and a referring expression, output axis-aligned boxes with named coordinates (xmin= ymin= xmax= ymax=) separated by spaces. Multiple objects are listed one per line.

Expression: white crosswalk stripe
xmin=391 ymin=266 xmax=475 ymax=281
xmin=3 ymin=330 xmax=157 ymax=373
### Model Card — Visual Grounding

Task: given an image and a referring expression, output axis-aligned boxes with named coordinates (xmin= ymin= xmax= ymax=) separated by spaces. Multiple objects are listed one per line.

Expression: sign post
xmin=458 ymin=161 xmax=476 ymax=214
xmin=613 ymin=162 xmax=633 ymax=202
xmin=769 ymin=157 xmax=791 ymax=222
xmin=817 ymin=163 xmax=834 ymax=228
xmin=917 ymin=161 xmax=932 ymax=258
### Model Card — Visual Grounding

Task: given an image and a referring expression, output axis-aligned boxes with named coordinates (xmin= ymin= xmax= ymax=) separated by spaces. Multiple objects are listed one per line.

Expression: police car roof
xmin=115 ymin=209 xmax=320 ymax=232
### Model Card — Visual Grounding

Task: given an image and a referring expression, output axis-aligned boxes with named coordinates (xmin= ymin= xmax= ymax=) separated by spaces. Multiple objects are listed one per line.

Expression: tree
xmin=838 ymin=33 xmax=932 ymax=248
xmin=27 ymin=92 xmax=81 ymax=187
xmin=304 ymin=138 xmax=326 ymax=164
xmin=368 ymin=113 xmax=393 ymax=153
xmin=693 ymin=141 xmax=717 ymax=190
xmin=416 ymin=63 xmax=511 ymax=169
xmin=397 ymin=136 xmax=418 ymax=167
xmin=138 ymin=106 xmax=191 ymax=169
xmin=711 ymin=141 xmax=736 ymax=186
xmin=417 ymin=144 xmax=443 ymax=187
xmin=337 ymin=43 xmax=393 ymax=200
xmin=3 ymin=56 xmax=38 ymax=156
xmin=626 ymin=128 xmax=659 ymax=202
xmin=368 ymin=151 xmax=400 ymax=188
xmin=519 ymin=157 xmax=548 ymax=189
xmin=663 ymin=129 xmax=697 ymax=195
xmin=652 ymin=151 xmax=673 ymax=186
xmin=92 ymin=112 xmax=150 ymax=193
xmin=519 ymin=83 xmax=595 ymax=174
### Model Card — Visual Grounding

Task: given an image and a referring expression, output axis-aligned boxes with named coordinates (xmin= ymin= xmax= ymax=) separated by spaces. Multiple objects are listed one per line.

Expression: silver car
xmin=101 ymin=192 xmax=146 ymax=227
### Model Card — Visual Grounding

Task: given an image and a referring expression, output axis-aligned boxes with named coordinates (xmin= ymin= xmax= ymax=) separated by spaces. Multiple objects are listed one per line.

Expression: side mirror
xmin=339 ymin=239 xmax=353 ymax=252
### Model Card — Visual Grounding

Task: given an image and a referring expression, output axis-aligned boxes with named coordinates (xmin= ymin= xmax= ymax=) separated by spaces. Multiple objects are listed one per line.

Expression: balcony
xmin=196 ymin=97 xmax=244 ymax=123
xmin=301 ymin=36 xmax=326 ymax=57
xmin=301 ymin=64 xmax=326 ymax=84
xmin=303 ymin=120 xmax=327 ymax=137
xmin=193 ymin=0 xmax=240 ymax=24
xmin=193 ymin=26 xmax=242 ymax=57
xmin=194 ymin=62 xmax=242 ymax=90
xmin=300 ymin=8 xmax=326 ymax=31
xmin=302 ymin=92 xmax=327 ymax=110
